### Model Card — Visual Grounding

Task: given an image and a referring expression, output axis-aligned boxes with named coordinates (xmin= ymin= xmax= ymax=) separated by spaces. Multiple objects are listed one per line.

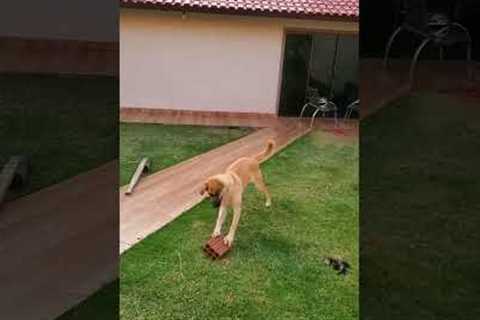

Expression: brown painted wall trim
xmin=0 ymin=36 xmax=118 ymax=76
xmin=120 ymin=107 xmax=278 ymax=127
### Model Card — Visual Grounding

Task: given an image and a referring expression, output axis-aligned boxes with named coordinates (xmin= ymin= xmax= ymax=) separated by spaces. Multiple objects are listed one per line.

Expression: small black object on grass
xmin=324 ymin=256 xmax=350 ymax=276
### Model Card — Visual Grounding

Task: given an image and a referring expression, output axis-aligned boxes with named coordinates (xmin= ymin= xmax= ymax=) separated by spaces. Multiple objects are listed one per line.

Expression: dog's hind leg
xmin=212 ymin=205 xmax=227 ymax=238
xmin=252 ymin=169 xmax=271 ymax=207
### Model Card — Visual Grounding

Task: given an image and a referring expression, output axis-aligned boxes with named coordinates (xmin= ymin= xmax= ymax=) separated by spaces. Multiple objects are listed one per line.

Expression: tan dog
xmin=200 ymin=139 xmax=275 ymax=246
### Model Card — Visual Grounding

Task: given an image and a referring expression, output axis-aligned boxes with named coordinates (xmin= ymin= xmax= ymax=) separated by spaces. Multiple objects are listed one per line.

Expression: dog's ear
xmin=209 ymin=179 xmax=224 ymax=194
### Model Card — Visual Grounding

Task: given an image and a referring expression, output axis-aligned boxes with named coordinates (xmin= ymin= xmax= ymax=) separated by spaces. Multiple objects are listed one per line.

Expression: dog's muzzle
xmin=209 ymin=195 xmax=222 ymax=208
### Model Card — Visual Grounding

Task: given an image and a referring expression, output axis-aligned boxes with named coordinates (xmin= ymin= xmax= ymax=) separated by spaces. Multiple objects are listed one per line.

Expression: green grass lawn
xmin=120 ymin=130 xmax=359 ymax=319
xmin=361 ymin=93 xmax=480 ymax=319
xmin=0 ymin=74 xmax=118 ymax=200
xmin=120 ymin=124 xmax=252 ymax=186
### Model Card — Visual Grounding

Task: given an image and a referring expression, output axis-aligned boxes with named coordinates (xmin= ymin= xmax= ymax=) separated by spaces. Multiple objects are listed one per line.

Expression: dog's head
xmin=199 ymin=177 xmax=225 ymax=208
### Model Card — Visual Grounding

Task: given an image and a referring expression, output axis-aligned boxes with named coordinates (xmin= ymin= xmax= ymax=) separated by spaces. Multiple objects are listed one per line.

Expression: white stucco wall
xmin=120 ymin=9 xmax=357 ymax=114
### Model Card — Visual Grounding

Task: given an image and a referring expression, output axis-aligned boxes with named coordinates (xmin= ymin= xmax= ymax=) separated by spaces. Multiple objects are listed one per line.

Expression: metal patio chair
xmin=299 ymin=88 xmax=338 ymax=128
xmin=344 ymin=99 xmax=359 ymax=120
xmin=384 ymin=0 xmax=472 ymax=86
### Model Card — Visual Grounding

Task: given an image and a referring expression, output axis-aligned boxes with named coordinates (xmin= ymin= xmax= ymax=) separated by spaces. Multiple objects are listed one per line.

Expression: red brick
xmin=204 ymin=235 xmax=231 ymax=259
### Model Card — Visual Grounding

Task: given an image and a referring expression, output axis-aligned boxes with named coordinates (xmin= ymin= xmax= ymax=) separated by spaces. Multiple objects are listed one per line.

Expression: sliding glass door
xmin=278 ymin=32 xmax=358 ymax=117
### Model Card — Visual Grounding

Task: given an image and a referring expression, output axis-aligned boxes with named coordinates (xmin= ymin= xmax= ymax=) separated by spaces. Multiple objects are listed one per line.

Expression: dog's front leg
xmin=224 ymin=203 xmax=241 ymax=247
xmin=212 ymin=205 xmax=227 ymax=238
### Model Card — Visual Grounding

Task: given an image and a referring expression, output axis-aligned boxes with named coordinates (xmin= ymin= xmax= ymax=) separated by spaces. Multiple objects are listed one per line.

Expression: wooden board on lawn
xmin=0 ymin=156 xmax=29 ymax=206
xmin=125 ymin=157 xmax=150 ymax=195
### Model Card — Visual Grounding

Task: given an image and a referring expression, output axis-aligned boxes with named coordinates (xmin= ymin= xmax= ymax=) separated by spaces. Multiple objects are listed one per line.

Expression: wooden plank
xmin=125 ymin=157 xmax=150 ymax=195
xmin=0 ymin=156 xmax=28 ymax=206
xmin=0 ymin=158 xmax=18 ymax=205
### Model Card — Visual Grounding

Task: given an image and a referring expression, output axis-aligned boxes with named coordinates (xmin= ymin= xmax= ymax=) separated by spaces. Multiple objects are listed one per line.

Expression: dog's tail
xmin=255 ymin=139 xmax=276 ymax=162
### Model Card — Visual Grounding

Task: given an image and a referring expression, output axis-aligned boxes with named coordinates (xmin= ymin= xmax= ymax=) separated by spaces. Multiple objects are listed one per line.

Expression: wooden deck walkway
xmin=0 ymin=162 xmax=117 ymax=320
xmin=120 ymin=119 xmax=311 ymax=253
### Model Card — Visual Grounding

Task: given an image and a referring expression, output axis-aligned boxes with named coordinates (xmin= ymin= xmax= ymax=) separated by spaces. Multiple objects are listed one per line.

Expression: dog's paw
xmin=265 ymin=200 xmax=271 ymax=207
xmin=211 ymin=230 xmax=221 ymax=238
xmin=224 ymin=234 xmax=234 ymax=247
